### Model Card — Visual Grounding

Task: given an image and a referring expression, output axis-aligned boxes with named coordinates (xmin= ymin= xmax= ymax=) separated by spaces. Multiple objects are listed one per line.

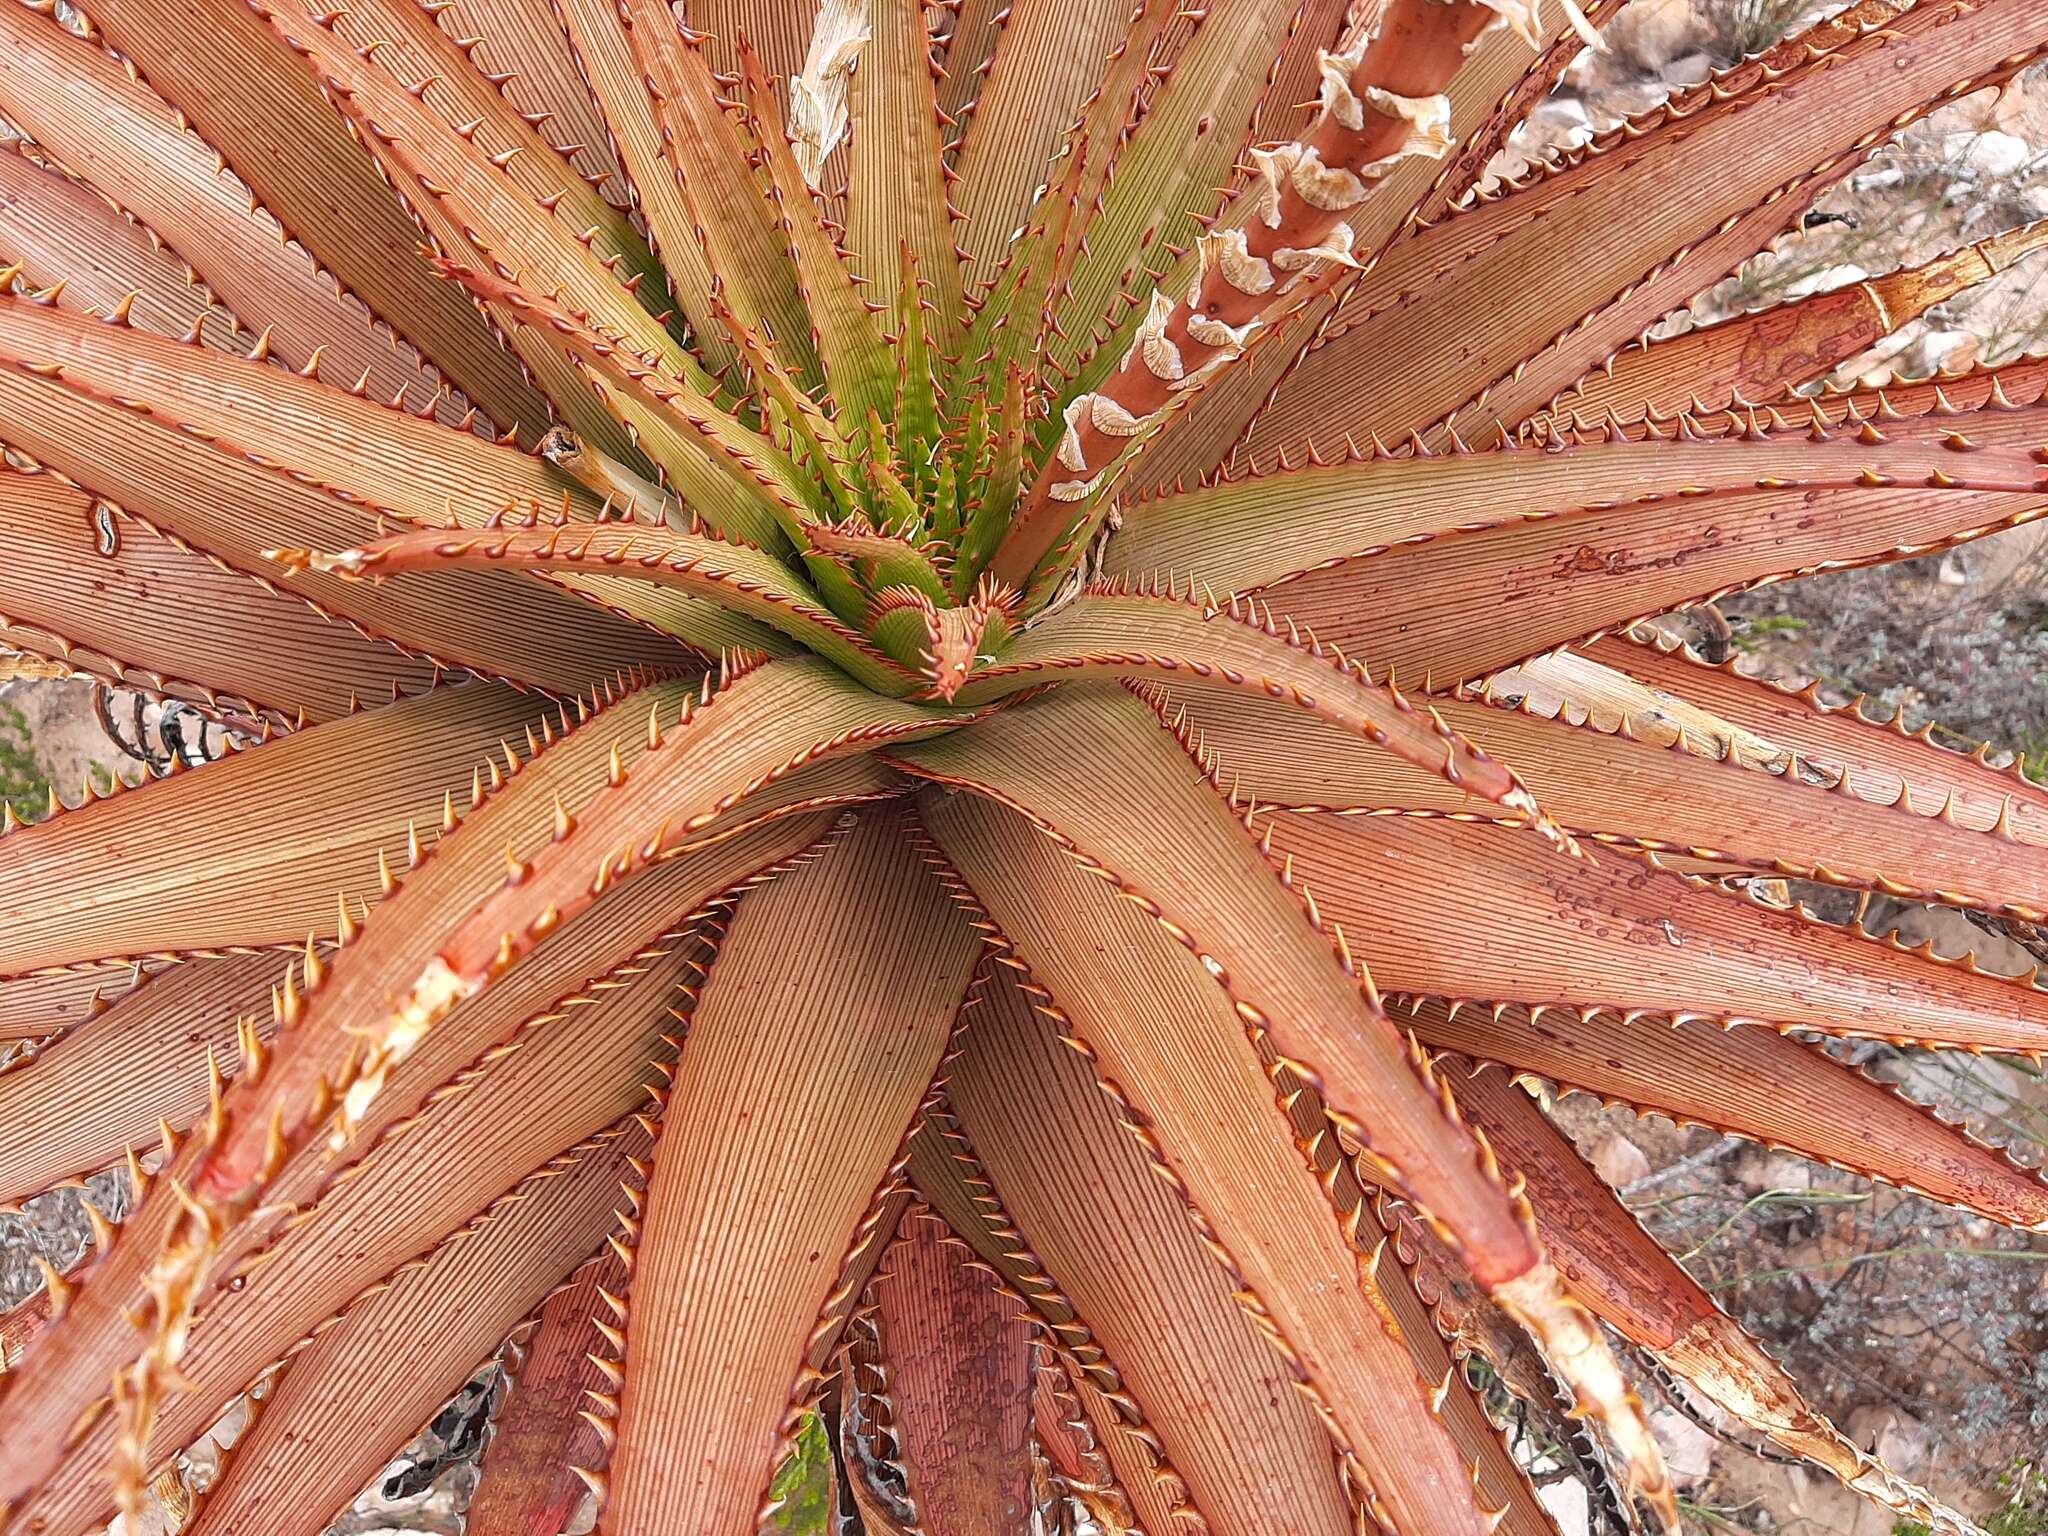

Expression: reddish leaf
xmin=0 ymin=681 xmax=542 ymax=976
xmin=867 ymin=1209 xmax=1036 ymax=1534
xmin=465 ymin=1253 xmax=626 ymax=1536
xmin=1452 ymin=1062 xmax=1983 ymax=1534
xmin=186 ymin=1125 xmax=651 ymax=1536
xmin=0 ymin=470 xmax=439 ymax=726
xmin=932 ymin=963 xmax=1355 ymax=1536
xmin=903 ymin=1111 xmax=1192 ymax=1536
xmin=61 ymin=0 xmax=552 ymax=433
xmin=924 ymin=786 xmax=1521 ymax=1536
xmin=598 ymin=809 xmax=980 ymax=1532
xmin=0 ymin=674 xmax=843 ymax=1519
xmin=0 ymin=951 xmax=277 ymax=1207
xmin=1407 ymin=1000 xmax=2048 ymax=1231
xmin=1259 ymin=807 xmax=2048 ymax=1056
xmin=1160 ymin=679 xmax=2048 ymax=922
xmin=1237 ymin=0 xmax=2048 ymax=456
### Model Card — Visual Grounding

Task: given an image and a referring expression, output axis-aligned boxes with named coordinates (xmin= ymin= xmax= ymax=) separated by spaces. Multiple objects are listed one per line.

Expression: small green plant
xmin=766 ymin=1414 xmax=835 ymax=1534
xmin=1896 ymin=1460 xmax=2048 ymax=1536
xmin=0 ymin=702 xmax=49 ymax=822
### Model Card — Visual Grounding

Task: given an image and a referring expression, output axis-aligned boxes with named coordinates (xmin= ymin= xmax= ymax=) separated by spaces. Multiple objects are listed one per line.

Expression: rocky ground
xmin=4 ymin=1 xmax=2048 ymax=1532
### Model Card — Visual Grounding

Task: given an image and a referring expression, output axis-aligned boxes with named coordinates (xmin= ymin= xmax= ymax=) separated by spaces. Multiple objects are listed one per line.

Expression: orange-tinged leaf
xmin=1537 ymin=218 xmax=2048 ymax=433
xmin=889 ymin=686 xmax=1675 ymax=1521
xmin=1239 ymin=0 xmax=2048 ymax=455
xmin=321 ymin=520 xmax=917 ymax=696
xmin=0 ymin=681 xmax=541 ymax=976
xmin=430 ymin=256 xmax=821 ymax=555
xmin=947 ymin=0 xmax=1142 ymax=298
xmin=1041 ymin=0 xmax=1315 ymax=395
xmin=1580 ymin=628 xmax=2048 ymax=849
xmin=425 ymin=0 xmax=630 ymax=204
xmin=933 ymin=963 xmax=1355 ymax=1536
xmin=0 ymin=951 xmax=277 ymax=1207
xmin=0 ymin=2 xmax=478 ymax=423
xmin=1345 ymin=1196 xmax=1564 ymax=1536
xmin=186 ymin=1125 xmax=651 ymax=1536
xmin=843 ymin=0 xmax=965 ymax=346
xmin=1246 ymin=478 xmax=2043 ymax=688
xmin=924 ymin=789 xmax=1530 ymax=1536
xmin=229 ymin=663 xmax=949 ymax=1190
xmin=1261 ymin=807 xmax=2048 ymax=1056
xmin=1108 ymin=423 xmax=2048 ymax=601
xmin=609 ymin=0 xmax=819 ymax=381
xmin=903 ymin=1112 xmax=1191 ymax=1536
xmin=894 ymin=686 xmax=1545 ymax=1287
xmin=466 ymin=1253 xmax=626 ymax=1536
xmin=866 ymin=1209 xmax=1035 ymax=1534
xmin=956 ymin=586 xmax=1557 ymax=832
xmin=1126 ymin=0 xmax=1617 ymax=496
xmin=0 ymin=313 xmax=697 ymax=691
xmin=1453 ymin=1062 xmax=1983 ymax=1534
xmin=2 ymin=831 xmax=807 ymax=1536
xmin=602 ymin=810 xmax=979 ymax=1534
xmin=0 ymin=691 xmax=839 ymax=1519
xmin=311 ymin=0 xmax=662 ymax=298
xmin=0 ymin=962 xmax=162 ymax=1044
xmin=1165 ymin=679 xmax=2048 ymax=921
xmin=57 ymin=0 xmax=552 ymax=434
xmin=245 ymin=0 xmax=691 ymax=462
xmin=548 ymin=0 xmax=738 ymax=384
xmin=0 ymin=295 xmax=764 ymax=654
xmin=1413 ymin=1002 xmax=2048 ymax=1232
xmin=0 ymin=145 xmax=245 ymax=350
xmin=0 ymin=471 xmax=439 ymax=727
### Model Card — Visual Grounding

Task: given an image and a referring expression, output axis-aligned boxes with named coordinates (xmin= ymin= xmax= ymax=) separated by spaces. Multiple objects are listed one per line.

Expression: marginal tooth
xmin=34 ymin=1256 xmax=72 ymax=1316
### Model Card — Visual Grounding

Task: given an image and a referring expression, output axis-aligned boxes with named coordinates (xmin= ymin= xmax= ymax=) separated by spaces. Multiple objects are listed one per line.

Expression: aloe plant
xmin=0 ymin=0 xmax=2045 ymax=1530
